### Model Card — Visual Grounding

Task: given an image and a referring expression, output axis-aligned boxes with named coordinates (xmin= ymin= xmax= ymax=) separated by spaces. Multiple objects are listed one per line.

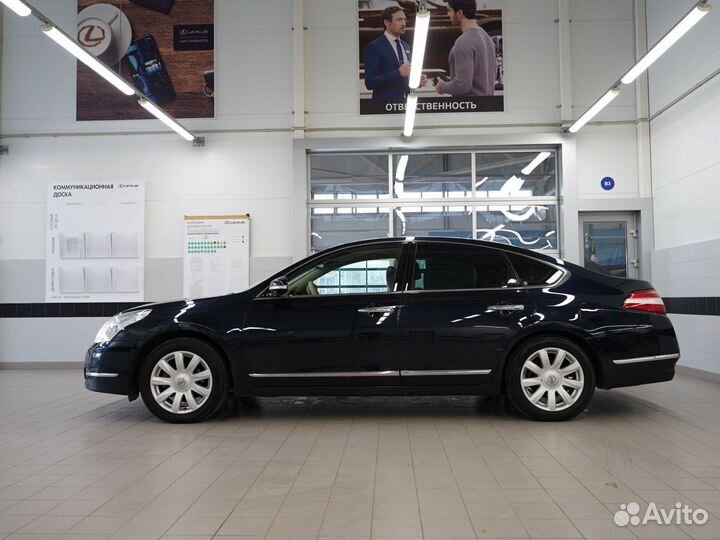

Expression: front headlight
xmin=94 ymin=309 xmax=152 ymax=343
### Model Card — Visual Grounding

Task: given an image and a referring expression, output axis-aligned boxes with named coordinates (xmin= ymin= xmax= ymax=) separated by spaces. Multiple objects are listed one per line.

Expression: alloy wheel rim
xmin=520 ymin=347 xmax=584 ymax=412
xmin=150 ymin=351 xmax=213 ymax=414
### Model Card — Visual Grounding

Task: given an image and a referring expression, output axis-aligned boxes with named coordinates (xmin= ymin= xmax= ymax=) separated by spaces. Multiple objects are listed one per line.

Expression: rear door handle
xmin=358 ymin=305 xmax=398 ymax=314
xmin=487 ymin=304 xmax=525 ymax=312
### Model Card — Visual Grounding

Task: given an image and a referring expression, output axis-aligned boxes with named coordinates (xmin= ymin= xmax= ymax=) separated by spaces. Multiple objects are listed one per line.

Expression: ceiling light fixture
xmin=0 ymin=0 xmax=30 ymax=16
xmin=139 ymin=99 xmax=195 ymax=141
xmin=566 ymin=0 xmax=710 ymax=134
xmin=403 ymin=94 xmax=418 ymax=137
xmin=568 ymin=87 xmax=620 ymax=133
xmin=408 ymin=11 xmax=430 ymax=88
xmin=621 ymin=0 xmax=711 ymax=84
xmin=521 ymin=152 xmax=552 ymax=175
xmin=41 ymin=24 xmax=135 ymax=96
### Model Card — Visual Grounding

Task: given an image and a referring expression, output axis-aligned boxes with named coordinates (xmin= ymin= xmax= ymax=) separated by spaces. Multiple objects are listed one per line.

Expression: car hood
xmin=124 ymin=289 xmax=257 ymax=315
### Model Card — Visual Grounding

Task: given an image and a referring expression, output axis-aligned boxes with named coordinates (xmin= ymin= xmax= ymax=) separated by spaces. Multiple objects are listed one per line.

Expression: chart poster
xmin=358 ymin=1 xmax=503 ymax=114
xmin=183 ymin=215 xmax=250 ymax=299
xmin=76 ymin=0 xmax=215 ymax=120
xmin=46 ymin=182 xmax=145 ymax=303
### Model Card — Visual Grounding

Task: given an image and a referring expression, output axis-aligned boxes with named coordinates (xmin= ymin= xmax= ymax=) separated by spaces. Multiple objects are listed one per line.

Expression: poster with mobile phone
xmin=76 ymin=0 xmax=214 ymax=120
xmin=46 ymin=182 xmax=145 ymax=303
xmin=358 ymin=3 xmax=503 ymax=115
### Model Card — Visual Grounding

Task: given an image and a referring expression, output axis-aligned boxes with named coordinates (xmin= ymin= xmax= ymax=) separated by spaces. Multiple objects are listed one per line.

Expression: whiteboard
xmin=46 ymin=182 xmax=145 ymax=302
xmin=183 ymin=215 xmax=250 ymax=298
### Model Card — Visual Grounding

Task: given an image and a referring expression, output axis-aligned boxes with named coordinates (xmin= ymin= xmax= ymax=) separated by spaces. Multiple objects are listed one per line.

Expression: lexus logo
xmin=78 ymin=25 xmax=106 ymax=48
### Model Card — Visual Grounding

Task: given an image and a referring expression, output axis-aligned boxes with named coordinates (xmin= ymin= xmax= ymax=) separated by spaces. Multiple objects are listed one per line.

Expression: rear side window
xmin=507 ymin=253 xmax=562 ymax=286
xmin=413 ymin=244 xmax=513 ymax=291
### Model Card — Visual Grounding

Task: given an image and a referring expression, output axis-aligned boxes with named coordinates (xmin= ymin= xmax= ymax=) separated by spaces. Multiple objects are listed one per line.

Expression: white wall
xmin=0 ymin=0 xmax=296 ymax=363
xmin=304 ymin=0 xmax=638 ymax=130
xmin=647 ymin=0 xmax=720 ymax=375
xmin=0 ymin=0 xmax=646 ymax=364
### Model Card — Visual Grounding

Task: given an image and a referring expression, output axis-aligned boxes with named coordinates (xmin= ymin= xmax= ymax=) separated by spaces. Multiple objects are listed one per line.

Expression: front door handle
xmin=487 ymin=304 xmax=525 ymax=312
xmin=358 ymin=305 xmax=398 ymax=314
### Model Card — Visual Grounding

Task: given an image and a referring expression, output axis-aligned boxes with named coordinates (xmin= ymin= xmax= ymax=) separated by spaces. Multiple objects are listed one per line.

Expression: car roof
xmin=318 ymin=236 xmax=563 ymax=266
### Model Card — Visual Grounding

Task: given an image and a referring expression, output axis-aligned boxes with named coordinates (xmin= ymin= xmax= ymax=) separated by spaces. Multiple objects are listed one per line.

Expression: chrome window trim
xmin=86 ymin=372 xmax=119 ymax=378
xmin=612 ymin=353 xmax=680 ymax=365
xmin=400 ymin=369 xmax=492 ymax=376
xmin=249 ymin=370 xmax=400 ymax=378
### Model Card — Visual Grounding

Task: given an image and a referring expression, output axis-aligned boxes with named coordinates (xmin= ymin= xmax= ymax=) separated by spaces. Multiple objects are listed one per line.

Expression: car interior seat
xmin=386 ymin=265 xmax=396 ymax=292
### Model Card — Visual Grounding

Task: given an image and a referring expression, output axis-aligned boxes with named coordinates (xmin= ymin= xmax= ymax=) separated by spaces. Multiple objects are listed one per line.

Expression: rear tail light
xmin=623 ymin=289 xmax=666 ymax=315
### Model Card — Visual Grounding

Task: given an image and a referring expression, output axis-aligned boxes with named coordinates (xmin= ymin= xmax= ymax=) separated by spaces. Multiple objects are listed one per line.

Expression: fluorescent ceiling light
xmin=403 ymin=94 xmax=418 ymax=137
xmin=139 ymin=98 xmax=195 ymax=141
xmin=395 ymin=155 xmax=409 ymax=181
xmin=568 ymin=88 xmax=620 ymax=133
xmin=621 ymin=1 xmax=711 ymax=84
xmin=0 ymin=0 xmax=31 ymax=16
xmin=521 ymin=152 xmax=551 ymax=176
xmin=41 ymin=24 xmax=135 ymax=96
xmin=408 ymin=12 xmax=430 ymax=89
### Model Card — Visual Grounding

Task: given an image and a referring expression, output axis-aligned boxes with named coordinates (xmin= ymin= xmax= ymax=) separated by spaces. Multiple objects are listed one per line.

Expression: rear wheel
xmin=139 ymin=338 xmax=228 ymax=423
xmin=505 ymin=337 xmax=594 ymax=421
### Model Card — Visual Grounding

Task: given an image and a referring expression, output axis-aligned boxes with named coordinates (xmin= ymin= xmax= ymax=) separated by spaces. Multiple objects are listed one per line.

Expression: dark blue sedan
xmin=85 ymin=237 xmax=680 ymax=423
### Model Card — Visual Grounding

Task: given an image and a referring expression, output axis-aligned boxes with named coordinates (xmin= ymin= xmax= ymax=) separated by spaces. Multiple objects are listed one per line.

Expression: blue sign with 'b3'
xmin=601 ymin=177 xmax=615 ymax=191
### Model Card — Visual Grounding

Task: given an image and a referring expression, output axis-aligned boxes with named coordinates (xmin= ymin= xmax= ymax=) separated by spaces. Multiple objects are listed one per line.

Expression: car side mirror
xmin=507 ymin=278 xmax=520 ymax=287
xmin=267 ymin=276 xmax=288 ymax=297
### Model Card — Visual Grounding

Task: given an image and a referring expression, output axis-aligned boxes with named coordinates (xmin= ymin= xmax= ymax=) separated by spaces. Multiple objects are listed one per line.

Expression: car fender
xmin=128 ymin=321 xmax=239 ymax=397
xmin=498 ymin=322 xmax=601 ymax=385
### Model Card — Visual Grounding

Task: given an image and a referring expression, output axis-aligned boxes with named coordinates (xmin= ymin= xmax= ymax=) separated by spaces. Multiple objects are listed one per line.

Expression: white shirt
xmin=384 ymin=31 xmax=408 ymax=64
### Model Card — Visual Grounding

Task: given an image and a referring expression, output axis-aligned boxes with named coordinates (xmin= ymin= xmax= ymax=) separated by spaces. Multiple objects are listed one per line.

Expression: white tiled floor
xmin=0 ymin=369 xmax=719 ymax=539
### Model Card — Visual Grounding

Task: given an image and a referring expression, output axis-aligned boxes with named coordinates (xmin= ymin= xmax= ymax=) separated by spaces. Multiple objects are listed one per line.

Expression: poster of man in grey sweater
xmin=358 ymin=0 xmax=502 ymax=114
xmin=434 ymin=0 xmax=497 ymax=97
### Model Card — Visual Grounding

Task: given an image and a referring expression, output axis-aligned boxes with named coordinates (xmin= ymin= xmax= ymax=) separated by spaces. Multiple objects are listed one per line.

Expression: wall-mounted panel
xmin=651 ymin=74 xmax=720 ymax=250
xmin=647 ymin=0 xmax=720 ymax=115
xmin=570 ymin=20 xmax=636 ymax=120
xmin=576 ymin=125 xmax=639 ymax=198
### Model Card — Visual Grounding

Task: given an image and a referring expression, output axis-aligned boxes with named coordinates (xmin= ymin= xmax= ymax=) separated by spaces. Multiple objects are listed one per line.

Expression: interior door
xmin=579 ymin=213 xmax=639 ymax=279
xmin=397 ymin=241 xmax=528 ymax=386
xmin=241 ymin=242 xmax=406 ymax=387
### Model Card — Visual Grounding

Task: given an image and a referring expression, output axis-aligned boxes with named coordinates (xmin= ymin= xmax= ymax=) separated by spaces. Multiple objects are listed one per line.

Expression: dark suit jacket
xmin=364 ymin=35 xmax=411 ymax=100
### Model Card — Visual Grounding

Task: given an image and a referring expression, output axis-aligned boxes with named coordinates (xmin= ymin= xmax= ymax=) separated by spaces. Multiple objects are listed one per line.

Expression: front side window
xmin=285 ymin=244 xmax=402 ymax=297
xmin=412 ymin=243 xmax=514 ymax=291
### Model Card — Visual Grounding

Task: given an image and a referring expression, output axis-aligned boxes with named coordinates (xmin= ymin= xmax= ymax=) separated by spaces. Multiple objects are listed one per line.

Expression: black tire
xmin=139 ymin=338 xmax=228 ymax=423
xmin=505 ymin=336 xmax=595 ymax=421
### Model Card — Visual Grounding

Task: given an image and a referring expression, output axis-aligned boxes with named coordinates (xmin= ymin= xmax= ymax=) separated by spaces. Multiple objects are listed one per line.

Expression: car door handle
xmin=487 ymin=304 xmax=525 ymax=312
xmin=358 ymin=305 xmax=398 ymax=314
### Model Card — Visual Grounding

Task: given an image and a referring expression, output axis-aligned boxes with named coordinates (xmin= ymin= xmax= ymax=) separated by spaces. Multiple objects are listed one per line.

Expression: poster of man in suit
xmin=359 ymin=0 xmax=503 ymax=115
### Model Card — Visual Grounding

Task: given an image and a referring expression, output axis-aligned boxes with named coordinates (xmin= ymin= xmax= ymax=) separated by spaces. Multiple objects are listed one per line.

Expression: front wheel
xmin=505 ymin=337 xmax=595 ymax=421
xmin=139 ymin=338 xmax=228 ymax=423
